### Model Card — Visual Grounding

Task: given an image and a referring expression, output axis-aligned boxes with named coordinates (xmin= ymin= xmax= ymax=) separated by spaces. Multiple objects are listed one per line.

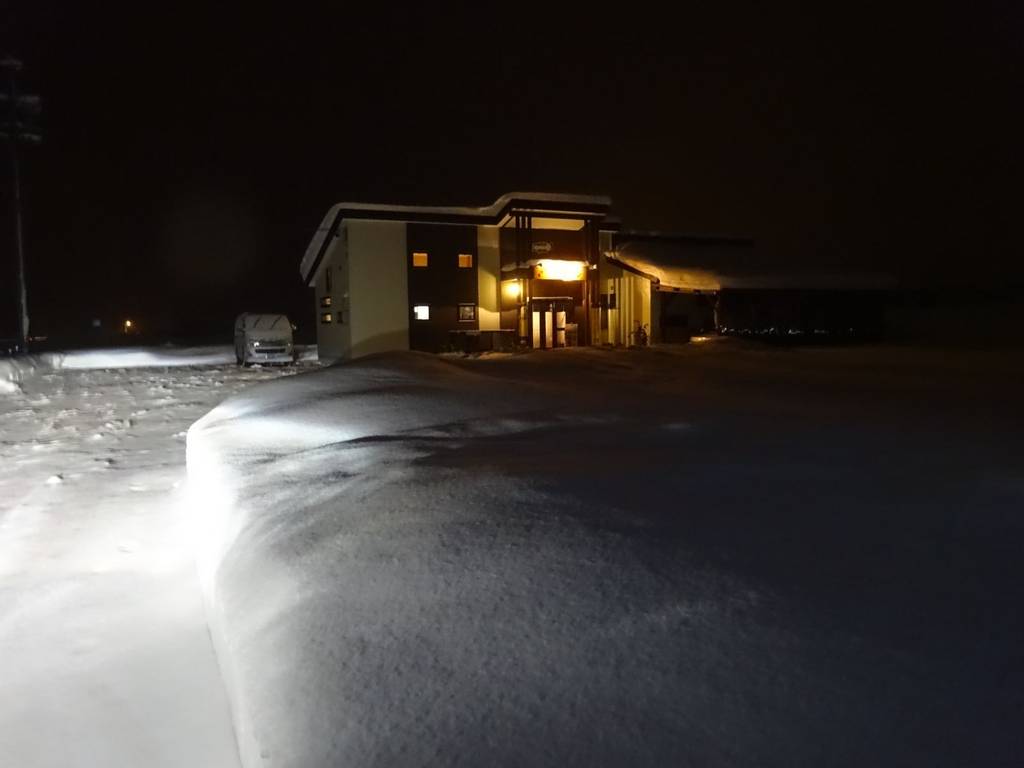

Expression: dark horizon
xmin=2 ymin=3 xmax=1022 ymax=343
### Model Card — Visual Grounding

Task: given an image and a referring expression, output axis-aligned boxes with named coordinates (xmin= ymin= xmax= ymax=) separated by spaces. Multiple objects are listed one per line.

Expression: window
xmin=413 ymin=304 xmax=430 ymax=321
xmin=320 ymin=296 xmax=332 ymax=307
xmin=412 ymin=252 xmax=429 ymax=267
xmin=325 ymin=268 xmax=332 ymax=293
xmin=320 ymin=312 xmax=333 ymax=324
xmin=458 ymin=253 xmax=473 ymax=268
xmin=337 ymin=311 xmax=345 ymax=324
xmin=458 ymin=304 xmax=477 ymax=322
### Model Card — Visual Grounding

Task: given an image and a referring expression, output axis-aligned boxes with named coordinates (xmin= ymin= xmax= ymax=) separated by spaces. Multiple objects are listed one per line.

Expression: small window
xmin=413 ymin=304 xmax=430 ymax=321
xmin=320 ymin=312 xmax=333 ymax=324
xmin=412 ymin=252 xmax=429 ymax=267
xmin=325 ymin=268 xmax=333 ymax=293
xmin=458 ymin=304 xmax=476 ymax=322
xmin=458 ymin=253 xmax=473 ymax=268
xmin=337 ymin=311 xmax=345 ymax=324
xmin=320 ymin=296 xmax=332 ymax=307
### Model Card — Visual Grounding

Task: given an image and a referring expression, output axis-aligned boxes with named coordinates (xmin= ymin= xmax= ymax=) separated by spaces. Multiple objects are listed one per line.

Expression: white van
xmin=234 ymin=313 xmax=295 ymax=366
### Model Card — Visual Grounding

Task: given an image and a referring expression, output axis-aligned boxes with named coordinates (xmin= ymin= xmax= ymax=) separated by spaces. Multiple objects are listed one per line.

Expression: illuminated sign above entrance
xmin=533 ymin=260 xmax=587 ymax=281
xmin=531 ymin=241 xmax=553 ymax=255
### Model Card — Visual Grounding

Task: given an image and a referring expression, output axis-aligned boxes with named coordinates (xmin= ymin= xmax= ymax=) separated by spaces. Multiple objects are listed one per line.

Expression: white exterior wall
xmin=476 ymin=226 xmax=500 ymax=330
xmin=615 ymin=272 xmax=651 ymax=345
xmin=348 ymin=220 xmax=409 ymax=359
xmin=598 ymin=243 xmax=652 ymax=346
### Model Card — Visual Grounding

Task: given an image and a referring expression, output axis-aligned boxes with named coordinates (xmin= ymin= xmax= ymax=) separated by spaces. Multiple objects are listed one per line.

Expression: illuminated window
xmin=320 ymin=312 xmax=333 ymax=324
xmin=458 ymin=304 xmax=476 ymax=322
xmin=320 ymin=296 xmax=332 ymax=307
xmin=412 ymin=252 xmax=429 ymax=267
xmin=413 ymin=304 xmax=430 ymax=321
xmin=458 ymin=253 xmax=473 ymax=268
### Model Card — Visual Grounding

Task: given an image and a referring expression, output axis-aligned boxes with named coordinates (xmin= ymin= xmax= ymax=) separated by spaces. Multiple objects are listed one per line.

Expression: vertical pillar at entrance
xmin=582 ymin=218 xmax=600 ymax=346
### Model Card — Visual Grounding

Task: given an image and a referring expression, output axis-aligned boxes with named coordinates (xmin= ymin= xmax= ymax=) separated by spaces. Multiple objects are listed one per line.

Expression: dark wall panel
xmin=407 ymin=223 xmax=479 ymax=351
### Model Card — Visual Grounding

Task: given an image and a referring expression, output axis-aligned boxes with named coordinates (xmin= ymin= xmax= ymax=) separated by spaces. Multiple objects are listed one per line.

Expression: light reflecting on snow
xmin=0 ymin=349 xmax=313 ymax=768
xmin=190 ymin=346 xmax=1024 ymax=767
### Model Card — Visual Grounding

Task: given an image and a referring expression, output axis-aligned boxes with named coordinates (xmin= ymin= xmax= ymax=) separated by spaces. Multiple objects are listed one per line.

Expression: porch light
xmin=534 ymin=260 xmax=586 ymax=281
xmin=502 ymin=280 xmax=522 ymax=301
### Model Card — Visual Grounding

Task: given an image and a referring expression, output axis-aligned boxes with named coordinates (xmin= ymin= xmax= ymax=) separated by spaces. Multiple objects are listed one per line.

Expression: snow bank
xmin=0 ymin=347 xmax=235 ymax=387
xmin=0 ymin=354 xmax=55 ymax=391
xmin=295 ymin=344 xmax=318 ymax=363
xmin=188 ymin=347 xmax=1023 ymax=767
xmin=57 ymin=346 xmax=237 ymax=369
xmin=0 ymin=346 xmax=318 ymax=392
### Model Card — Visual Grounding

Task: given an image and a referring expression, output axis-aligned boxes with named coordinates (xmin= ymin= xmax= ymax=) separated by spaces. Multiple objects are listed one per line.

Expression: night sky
xmin=2 ymin=3 xmax=1022 ymax=343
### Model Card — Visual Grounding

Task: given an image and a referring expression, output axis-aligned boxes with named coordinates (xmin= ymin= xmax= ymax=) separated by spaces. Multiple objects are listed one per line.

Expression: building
xmin=608 ymin=231 xmax=895 ymax=340
xmin=300 ymin=192 xmax=892 ymax=362
xmin=300 ymin=192 xmax=655 ymax=362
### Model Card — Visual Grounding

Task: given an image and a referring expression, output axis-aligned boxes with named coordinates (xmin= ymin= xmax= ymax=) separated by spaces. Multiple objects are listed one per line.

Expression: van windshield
xmin=246 ymin=315 xmax=290 ymax=331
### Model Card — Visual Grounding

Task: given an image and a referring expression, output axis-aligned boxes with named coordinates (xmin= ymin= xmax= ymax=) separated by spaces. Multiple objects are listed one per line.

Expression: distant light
xmin=124 ymin=319 xmax=133 ymax=332
xmin=691 ymin=335 xmax=711 ymax=343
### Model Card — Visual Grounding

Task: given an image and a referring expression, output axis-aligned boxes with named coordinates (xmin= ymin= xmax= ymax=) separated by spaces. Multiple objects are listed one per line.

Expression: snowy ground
xmin=0 ymin=347 xmax=311 ymax=768
xmin=3 ymin=341 xmax=1021 ymax=766
xmin=190 ymin=340 xmax=1023 ymax=767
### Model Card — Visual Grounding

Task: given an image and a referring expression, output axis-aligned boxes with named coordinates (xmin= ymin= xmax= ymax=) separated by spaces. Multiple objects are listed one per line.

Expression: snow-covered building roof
xmin=610 ymin=231 xmax=897 ymax=292
xmin=300 ymin=192 xmax=614 ymax=285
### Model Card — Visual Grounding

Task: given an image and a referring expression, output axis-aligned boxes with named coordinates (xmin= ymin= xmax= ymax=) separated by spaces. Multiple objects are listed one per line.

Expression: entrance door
xmin=555 ymin=309 xmax=566 ymax=347
xmin=529 ymin=298 xmax=574 ymax=349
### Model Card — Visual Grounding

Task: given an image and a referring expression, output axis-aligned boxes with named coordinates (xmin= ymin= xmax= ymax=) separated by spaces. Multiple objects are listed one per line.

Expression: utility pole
xmin=0 ymin=56 xmax=41 ymax=354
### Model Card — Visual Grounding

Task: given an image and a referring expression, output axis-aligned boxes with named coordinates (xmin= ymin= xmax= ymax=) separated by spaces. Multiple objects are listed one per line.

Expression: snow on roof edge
xmin=328 ymin=191 xmax=613 ymax=219
xmin=301 ymin=192 xmax=614 ymax=284
xmin=614 ymin=229 xmax=754 ymax=246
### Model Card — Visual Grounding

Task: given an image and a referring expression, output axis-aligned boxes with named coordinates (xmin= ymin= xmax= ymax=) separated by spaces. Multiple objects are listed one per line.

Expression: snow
xmin=0 ymin=345 xmax=317 ymax=387
xmin=57 ymin=346 xmax=239 ymax=369
xmin=187 ymin=341 xmax=1023 ymax=767
xmin=0 ymin=346 xmax=316 ymax=767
